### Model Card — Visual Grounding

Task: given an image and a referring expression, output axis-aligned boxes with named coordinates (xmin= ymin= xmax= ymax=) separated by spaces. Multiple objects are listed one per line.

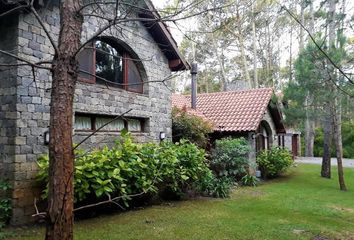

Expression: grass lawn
xmin=5 ymin=164 xmax=354 ymax=240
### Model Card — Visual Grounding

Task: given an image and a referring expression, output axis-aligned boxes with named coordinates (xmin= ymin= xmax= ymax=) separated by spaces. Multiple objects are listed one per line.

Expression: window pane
xmin=127 ymin=119 xmax=142 ymax=132
xmin=75 ymin=116 xmax=92 ymax=130
xmin=127 ymin=58 xmax=143 ymax=92
xmin=78 ymin=45 xmax=94 ymax=81
xmin=95 ymin=40 xmax=123 ymax=88
xmin=95 ymin=117 xmax=124 ymax=131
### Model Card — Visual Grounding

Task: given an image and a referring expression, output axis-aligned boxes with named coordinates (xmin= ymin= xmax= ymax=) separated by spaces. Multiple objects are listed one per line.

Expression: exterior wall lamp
xmin=159 ymin=131 xmax=166 ymax=141
xmin=44 ymin=131 xmax=50 ymax=145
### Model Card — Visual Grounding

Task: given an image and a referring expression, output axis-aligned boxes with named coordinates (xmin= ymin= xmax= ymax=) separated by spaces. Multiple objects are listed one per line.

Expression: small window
xmin=74 ymin=116 xmax=92 ymax=130
xmin=78 ymin=39 xmax=144 ymax=93
xmin=74 ymin=113 xmax=144 ymax=133
xmin=95 ymin=117 xmax=124 ymax=131
xmin=127 ymin=118 xmax=142 ymax=132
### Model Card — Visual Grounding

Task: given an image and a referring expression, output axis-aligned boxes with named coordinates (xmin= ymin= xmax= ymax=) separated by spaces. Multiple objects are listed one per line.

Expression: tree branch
xmin=0 ymin=1 xmax=30 ymax=18
xmin=30 ymin=5 xmax=59 ymax=55
xmin=0 ymin=49 xmax=52 ymax=70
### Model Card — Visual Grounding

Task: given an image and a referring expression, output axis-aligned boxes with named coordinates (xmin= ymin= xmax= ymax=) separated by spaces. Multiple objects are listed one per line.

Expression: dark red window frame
xmin=78 ymin=40 xmax=144 ymax=93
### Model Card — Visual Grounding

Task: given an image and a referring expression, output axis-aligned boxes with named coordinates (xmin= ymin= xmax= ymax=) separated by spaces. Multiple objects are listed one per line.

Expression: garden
xmin=4 ymin=164 xmax=354 ymax=240
xmin=0 ymin=110 xmax=328 ymax=239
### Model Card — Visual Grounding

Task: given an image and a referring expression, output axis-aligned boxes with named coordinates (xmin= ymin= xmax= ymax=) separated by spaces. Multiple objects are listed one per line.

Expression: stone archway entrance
xmin=256 ymin=120 xmax=273 ymax=153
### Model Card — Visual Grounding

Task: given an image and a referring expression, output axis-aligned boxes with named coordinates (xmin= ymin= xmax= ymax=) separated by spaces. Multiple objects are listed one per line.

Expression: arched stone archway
xmin=256 ymin=120 xmax=273 ymax=153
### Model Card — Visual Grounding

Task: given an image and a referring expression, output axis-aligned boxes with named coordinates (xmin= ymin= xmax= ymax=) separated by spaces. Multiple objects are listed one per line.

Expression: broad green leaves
xmin=36 ymin=134 xmax=212 ymax=205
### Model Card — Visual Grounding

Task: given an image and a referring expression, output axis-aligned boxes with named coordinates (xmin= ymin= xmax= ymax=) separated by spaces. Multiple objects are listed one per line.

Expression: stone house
xmin=172 ymin=88 xmax=300 ymax=162
xmin=0 ymin=0 xmax=188 ymax=224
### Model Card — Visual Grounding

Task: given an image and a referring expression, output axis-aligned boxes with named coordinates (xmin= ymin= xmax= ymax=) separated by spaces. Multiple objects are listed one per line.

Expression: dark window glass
xmin=127 ymin=58 xmax=143 ymax=92
xmin=95 ymin=40 xmax=123 ymax=88
xmin=78 ymin=39 xmax=144 ymax=93
xmin=78 ymin=44 xmax=95 ymax=82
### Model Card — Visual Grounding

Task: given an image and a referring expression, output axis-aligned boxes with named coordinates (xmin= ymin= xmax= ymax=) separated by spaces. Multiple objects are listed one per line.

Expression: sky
xmin=151 ymin=0 xmax=165 ymax=8
xmin=151 ymin=0 xmax=185 ymax=44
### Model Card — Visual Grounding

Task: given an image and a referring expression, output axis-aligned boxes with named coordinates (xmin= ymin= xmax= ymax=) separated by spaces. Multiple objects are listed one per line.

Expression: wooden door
xmin=292 ymin=134 xmax=298 ymax=158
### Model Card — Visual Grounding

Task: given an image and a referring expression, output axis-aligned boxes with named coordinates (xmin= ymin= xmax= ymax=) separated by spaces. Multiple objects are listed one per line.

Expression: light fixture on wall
xmin=159 ymin=132 xmax=166 ymax=141
xmin=251 ymin=133 xmax=261 ymax=139
xmin=44 ymin=131 xmax=50 ymax=145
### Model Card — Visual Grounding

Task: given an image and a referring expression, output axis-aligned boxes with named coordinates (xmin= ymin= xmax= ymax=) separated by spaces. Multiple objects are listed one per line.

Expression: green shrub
xmin=0 ymin=180 xmax=11 ymax=223
xmin=256 ymin=147 xmax=293 ymax=179
xmin=37 ymin=133 xmax=213 ymax=205
xmin=199 ymin=174 xmax=234 ymax=198
xmin=241 ymin=174 xmax=259 ymax=187
xmin=172 ymin=107 xmax=213 ymax=148
xmin=210 ymin=137 xmax=250 ymax=180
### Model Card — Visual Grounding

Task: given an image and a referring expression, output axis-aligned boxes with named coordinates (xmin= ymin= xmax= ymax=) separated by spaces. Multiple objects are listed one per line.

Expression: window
xmin=74 ymin=113 xmax=145 ymax=132
xmin=78 ymin=39 xmax=144 ymax=93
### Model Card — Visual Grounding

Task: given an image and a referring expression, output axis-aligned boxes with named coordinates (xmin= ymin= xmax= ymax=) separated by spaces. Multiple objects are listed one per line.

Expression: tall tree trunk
xmin=237 ymin=30 xmax=251 ymax=88
xmin=331 ymin=0 xmax=346 ymax=191
xmin=304 ymin=1 xmax=316 ymax=157
xmin=321 ymin=103 xmax=332 ymax=178
xmin=333 ymin=94 xmax=347 ymax=190
xmin=251 ymin=2 xmax=258 ymax=88
xmin=207 ymin=13 xmax=227 ymax=91
xmin=46 ymin=1 xmax=83 ymax=239
xmin=289 ymin=23 xmax=293 ymax=83
xmin=224 ymin=8 xmax=251 ymax=88
xmin=304 ymin=99 xmax=315 ymax=157
xmin=299 ymin=0 xmax=305 ymax=51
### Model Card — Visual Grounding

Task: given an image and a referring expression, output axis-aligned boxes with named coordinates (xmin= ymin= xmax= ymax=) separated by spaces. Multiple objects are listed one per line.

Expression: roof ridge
xmin=195 ymin=87 xmax=273 ymax=96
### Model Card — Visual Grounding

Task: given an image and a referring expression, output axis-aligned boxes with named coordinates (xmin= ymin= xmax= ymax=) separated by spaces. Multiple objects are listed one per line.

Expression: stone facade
xmin=0 ymin=4 xmax=179 ymax=224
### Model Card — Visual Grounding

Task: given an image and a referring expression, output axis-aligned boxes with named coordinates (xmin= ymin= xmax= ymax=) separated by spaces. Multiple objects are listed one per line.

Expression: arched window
xmin=78 ymin=39 xmax=144 ymax=93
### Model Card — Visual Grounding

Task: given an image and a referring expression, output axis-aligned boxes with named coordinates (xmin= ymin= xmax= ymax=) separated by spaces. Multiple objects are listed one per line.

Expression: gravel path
xmin=295 ymin=157 xmax=354 ymax=168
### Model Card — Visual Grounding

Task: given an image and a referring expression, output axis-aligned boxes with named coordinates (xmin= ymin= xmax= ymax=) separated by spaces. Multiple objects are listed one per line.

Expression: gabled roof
xmin=172 ymin=88 xmax=286 ymax=133
xmin=0 ymin=0 xmax=189 ymax=71
xmin=171 ymin=94 xmax=209 ymax=120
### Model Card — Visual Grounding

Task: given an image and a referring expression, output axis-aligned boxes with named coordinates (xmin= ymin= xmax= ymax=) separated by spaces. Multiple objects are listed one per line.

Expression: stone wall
xmin=0 ymin=16 xmax=18 ymax=191
xmin=2 ymin=4 xmax=174 ymax=224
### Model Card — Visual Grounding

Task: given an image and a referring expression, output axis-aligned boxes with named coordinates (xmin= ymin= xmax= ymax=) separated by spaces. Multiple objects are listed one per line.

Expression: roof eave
xmin=140 ymin=0 xmax=190 ymax=71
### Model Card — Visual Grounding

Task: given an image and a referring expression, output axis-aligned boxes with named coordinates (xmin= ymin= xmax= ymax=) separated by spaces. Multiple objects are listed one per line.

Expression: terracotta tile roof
xmin=171 ymin=94 xmax=209 ymax=120
xmin=172 ymin=88 xmax=276 ymax=132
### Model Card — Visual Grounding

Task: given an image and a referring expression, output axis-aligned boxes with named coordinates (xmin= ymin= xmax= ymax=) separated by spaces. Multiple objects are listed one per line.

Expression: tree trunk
xmin=238 ymin=30 xmax=251 ymax=88
xmin=329 ymin=0 xmax=346 ymax=191
xmin=299 ymin=0 xmax=305 ymax=51
xmin=289 ymin=23 xmax=293 ymax=83
xmin=251 ymin=2 xmax=258 ymax=88
xmin=333 ymin=95 xmax=347 ymax=191
xmin=234 ymin=5 xmax=251 ymax=88
xmin=45 ymin=1 xmax=83 ymax=239
xmin=321 ymin=104 xmax=332 ymax=178
xmin=304 ymin=0 xmax=316 ymax=157
xmin=304 ymin=98 xmax=315 ymax=157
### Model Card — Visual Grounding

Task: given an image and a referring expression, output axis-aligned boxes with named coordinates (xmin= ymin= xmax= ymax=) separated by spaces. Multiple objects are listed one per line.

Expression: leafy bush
xmin=241 ymin=174 xmax=259 ymax=187
xmin=256 ymin=147 xmax=293 ymax=179
xmin=197 ymin=171 xmax=234 ymax=198
xmin=37 ymin=133 xmax=213 ymax=205
xmin=0 ymin=180 xmax=12 ymax=239
xmin=172 ymin=107 xmax=213 ymax=148
xmin=210 ymin=137 xmax=250 ymax=180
